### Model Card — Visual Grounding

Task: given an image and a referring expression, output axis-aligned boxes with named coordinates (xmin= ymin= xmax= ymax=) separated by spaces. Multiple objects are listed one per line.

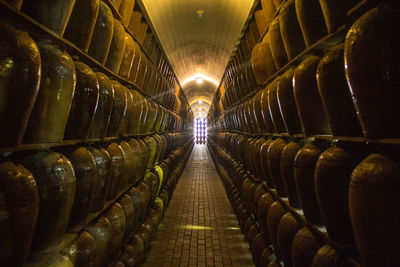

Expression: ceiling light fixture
xmin=196 ymin=76 xmax=204 ymax=84
xmin=181 ymin=75 xmax=219 ymax=87
xmin=196 ymin=9 xmax=204 ymax=18
xmin=198 ymin=100 xmax=203 ymax=104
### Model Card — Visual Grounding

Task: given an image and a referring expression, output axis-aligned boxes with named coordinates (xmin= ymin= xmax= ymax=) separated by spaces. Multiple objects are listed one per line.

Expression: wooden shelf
xmin=211 ymin=0 xmax=381 ymax=123
xmin=26 ymin=183 xmax=136 ymax=266
xmin=0 ymin=130 xmax=187 ymax=155
xmin=220 ymin=24 xmax=348 ymax=118
xmin=0 ymin=1 xmax=190 ymax=265
xmin=257 ymin=0 xmax=287 ymax=44
xmin=211 ymin=130 xmax=400 ymax=147
xmin=210 ymin=141 xmax=364 ymax=266
xmin=27 ymin=233 xmax=78 ymax=267
xmin=103 ymin=0 xmax=124 ymax=21
xmin=25 ymin=141 xmax=191 ymax=267
xmin=219 ymin=0 xmax=288 ymax=98
xmin=131 ymin=0 xmax=192 ymax=116
xmin=0 ymin=139 xmax=113 ymax=155
xmin=103 ymin=0 xmax=180 ymax=103
xmin=69 ymin=183 xmax=137 ymax=234
xmin=0 ymin=0 xmax=183 ymax=118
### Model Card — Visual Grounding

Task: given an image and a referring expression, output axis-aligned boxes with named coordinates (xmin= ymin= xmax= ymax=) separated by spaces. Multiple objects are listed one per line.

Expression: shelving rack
xmin=208 ymin=0 xmax=400 ymax=145
xmin=207 ymin=1 xmax=398 ymax=266
xmin=0 ymin=0 xmax=194 ymax=153
xmin=0 ymin=0 xmax=194 ymax=266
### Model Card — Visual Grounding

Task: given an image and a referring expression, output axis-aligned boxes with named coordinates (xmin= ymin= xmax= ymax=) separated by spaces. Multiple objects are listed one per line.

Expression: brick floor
xmin=141 ymin=145 xmax=254 ymax=267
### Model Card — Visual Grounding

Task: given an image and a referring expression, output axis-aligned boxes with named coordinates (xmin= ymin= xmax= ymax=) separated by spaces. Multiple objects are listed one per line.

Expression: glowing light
xmin=196 ymin=76 xmax=204 ymax=84
xmin=196 ymin=9 xmax=204 ymax=18
xmin=177 ymin=225 xmax=213 ymax=230
xmin=198 ymin=100 xmax=203 ymax=104
xmin=182 ymin=74 xmax=219 ymax=87
xmin=199 ymin=108 xmax=202 ymax=111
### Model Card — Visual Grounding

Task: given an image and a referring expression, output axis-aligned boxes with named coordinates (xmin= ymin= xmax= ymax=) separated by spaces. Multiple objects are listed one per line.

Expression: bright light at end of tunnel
xmin=196 ymin=76 xmax=204 ymax=84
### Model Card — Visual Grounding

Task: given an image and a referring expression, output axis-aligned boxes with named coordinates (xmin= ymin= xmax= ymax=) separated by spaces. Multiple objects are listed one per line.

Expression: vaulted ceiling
xmin=141 ymin=0 xmax=254 ymax=118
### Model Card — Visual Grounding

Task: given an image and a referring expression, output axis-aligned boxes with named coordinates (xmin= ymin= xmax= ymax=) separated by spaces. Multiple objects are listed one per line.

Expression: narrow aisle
xmin=142 ymin=145 xmax=254 ymax=267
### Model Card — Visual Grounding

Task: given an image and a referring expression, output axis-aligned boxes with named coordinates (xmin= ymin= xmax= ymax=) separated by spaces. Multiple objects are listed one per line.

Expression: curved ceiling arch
xmin=168 ymin=43 xmax=230 ymax=86
xmin=184 ymin=79 xmax=215 ymax=98
xmin=189 ymin=98 xmax=211 ymax=107
xmin=142 ymin=0 xmax=254 ymax=114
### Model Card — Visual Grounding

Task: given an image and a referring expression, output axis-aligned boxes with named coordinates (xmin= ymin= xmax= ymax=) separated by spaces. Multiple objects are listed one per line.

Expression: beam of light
xmin=225 ymin=227 xmax=240 ymax=230
xmin=177 ymin=224 xmax=214 ymax=230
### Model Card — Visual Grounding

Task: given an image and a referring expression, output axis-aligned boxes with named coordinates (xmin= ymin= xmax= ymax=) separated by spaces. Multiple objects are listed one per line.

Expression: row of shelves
xmin=208 ymin=139 xmax=363 ymax=266
xmin=224 ymin=24 xmax=347 ymax=115
xmin=0 ymin=131 xmax=189 ymax=155
xmin=28 ymin=138 xmax=193 ymax=266
xmin=0 ymin=0 xmax=189 ymax=118
xmin=211 ymin=130 xmax=400 ymax=146
xmin=209 ymin=0 xmax=376 ymax=122
xmin=106 ymin=1 xmax=185 ymax=105
xmin=224 ymin=0 xmax=286 ymax=88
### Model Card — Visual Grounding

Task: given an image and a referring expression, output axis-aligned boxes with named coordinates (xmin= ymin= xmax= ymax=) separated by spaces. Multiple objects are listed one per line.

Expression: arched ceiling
xmin=184 ymin=79 xmax=215 ymax=118
xmin=141 ymin=0 xmax=254 ymax=117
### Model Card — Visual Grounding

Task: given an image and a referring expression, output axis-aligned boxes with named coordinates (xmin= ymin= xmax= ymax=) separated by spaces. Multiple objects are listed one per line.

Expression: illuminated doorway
xmin=194 ymin=119 xmax=207 ymax=144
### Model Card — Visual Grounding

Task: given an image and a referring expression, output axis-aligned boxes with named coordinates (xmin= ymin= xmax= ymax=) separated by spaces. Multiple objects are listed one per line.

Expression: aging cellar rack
xmin=0 ymin=0 xmax=195 ymax=266
xmin=0 ymin=0 xmax=190 ymax=118
xmin=208 ymin=0 xmax=400 ymax=266
xmin=208 ymin=0 xmax=400 ymax=145
xmin=0 ymin=0 xmax=194 ymax=153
